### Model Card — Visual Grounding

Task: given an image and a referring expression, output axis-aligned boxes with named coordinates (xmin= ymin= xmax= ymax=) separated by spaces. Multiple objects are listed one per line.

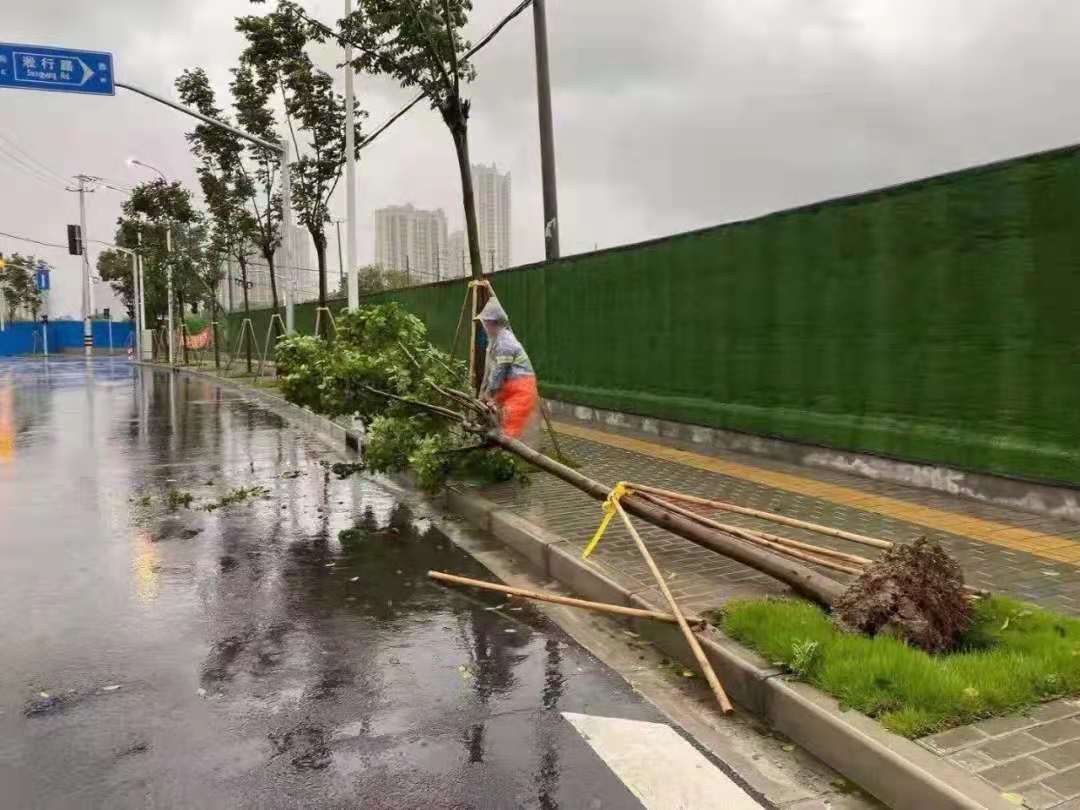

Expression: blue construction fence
xmin=0 ymin=319 xmax=134 ymax=357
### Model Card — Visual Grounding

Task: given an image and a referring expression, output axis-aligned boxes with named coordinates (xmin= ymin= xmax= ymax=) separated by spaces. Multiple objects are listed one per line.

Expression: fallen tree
xmin=275 ymin=302 xmax=973 ymax=650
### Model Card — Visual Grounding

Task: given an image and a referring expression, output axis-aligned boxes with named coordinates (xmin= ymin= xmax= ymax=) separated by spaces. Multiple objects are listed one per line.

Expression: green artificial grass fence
xmin=718 ymin=596 xmax=1080 ymax=738
xmin=228 ymin=143 xmax=1080 ymax=486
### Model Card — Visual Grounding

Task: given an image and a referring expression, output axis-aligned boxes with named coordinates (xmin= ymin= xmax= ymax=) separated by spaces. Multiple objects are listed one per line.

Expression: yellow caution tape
xmin=582 ymin=482 xmax=630 ymax=559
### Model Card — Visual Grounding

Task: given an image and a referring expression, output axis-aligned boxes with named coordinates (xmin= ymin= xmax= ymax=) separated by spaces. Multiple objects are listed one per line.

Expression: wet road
xmin=0 ymin=358 xmax=759 ymax=809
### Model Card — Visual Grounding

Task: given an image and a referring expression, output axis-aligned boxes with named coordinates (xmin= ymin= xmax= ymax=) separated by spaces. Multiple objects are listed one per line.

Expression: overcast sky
xmin=3 ymin=0 xmax=1080 ymax=318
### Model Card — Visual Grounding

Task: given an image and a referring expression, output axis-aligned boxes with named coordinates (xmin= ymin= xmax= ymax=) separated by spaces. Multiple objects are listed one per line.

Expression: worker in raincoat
xmin=475 ymin=297 xmax=538 ymax=439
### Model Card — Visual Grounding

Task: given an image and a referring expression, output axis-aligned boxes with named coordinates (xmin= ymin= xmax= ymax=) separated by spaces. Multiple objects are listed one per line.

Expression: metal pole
xmin=344 ymin=0 xmax=359 ymax=310
xmin=532 ymin=0 xmax=560 ymax=260
xmin=280 ymin=140 xmax=295 ymax=307
xmin=166 ymin=225 xmax=174 ymax=366
xmin=130 ymin=251 xmax=139 ymax=359
xmin=42 ymin=318 xmax=48 ymax=355
xmin=108 ymin=315 xmax=113 ymax=354
xmin=78 ymin=176 xmax=93 ymax=356
xmin=138 ymin=243 xmax=147 ymax=359
xmin=116 ymin=82 xmax=280 ymax=152
xmin=335 ymin=219 xmax=345 ymax=294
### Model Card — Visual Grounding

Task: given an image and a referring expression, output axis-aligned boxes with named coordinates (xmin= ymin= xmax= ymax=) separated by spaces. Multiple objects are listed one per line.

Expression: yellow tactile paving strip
xmin=553 ymin=421 xmax=1080 ymax=565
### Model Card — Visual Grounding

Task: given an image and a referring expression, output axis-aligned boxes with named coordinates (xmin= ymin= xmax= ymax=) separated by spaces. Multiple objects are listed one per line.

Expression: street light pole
xmin=136 ymin=228 xmax=147 ymax=359
xmin=344 ymin=0 xmax=359 ymax=310
xmin=532 ymin=0 xmax=560 ymax=261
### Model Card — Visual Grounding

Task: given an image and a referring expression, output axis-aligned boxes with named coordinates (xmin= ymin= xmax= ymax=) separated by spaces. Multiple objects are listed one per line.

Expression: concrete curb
xmin=153 ymin=363 xmax=1012 ymax=810
xmin=445 ymin=485 xmax=1013 ymax=810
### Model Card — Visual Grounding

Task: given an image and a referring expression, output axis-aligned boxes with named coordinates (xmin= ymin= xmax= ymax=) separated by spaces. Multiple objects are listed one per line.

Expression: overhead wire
xmin=0 ymin=230 xmax=68 ymax=250
xmin=0 ymin=130 xmax=72 ymax=187
xmin=0 ymin=142 xmax=71 ymax=190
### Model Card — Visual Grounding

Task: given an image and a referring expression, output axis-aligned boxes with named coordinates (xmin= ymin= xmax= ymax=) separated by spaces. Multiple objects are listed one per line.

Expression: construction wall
xmin=231 ymin=144 xmax=1080 ymax=487
xmin=0 ymin=320 xmax=134 ymax=356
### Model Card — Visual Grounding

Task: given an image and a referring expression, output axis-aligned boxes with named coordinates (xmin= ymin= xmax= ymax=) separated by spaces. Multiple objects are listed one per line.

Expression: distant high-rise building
xmin=373 ymin=204 xmax=448 ymax=283
xmin=472 ymin=162 xmax=511 ymax=273
xmin=445 ymin=230 xmax=467 ymax=279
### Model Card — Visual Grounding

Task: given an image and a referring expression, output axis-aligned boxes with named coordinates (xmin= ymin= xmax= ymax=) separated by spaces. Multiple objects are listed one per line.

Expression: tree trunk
xmin=177 ymin=286 xmax=189 ymax=365
xmin=448 ymin=118 xmax=489 ymax=391
xmin=239 ymin=255 xmax=252 ymax=373
xmin=489 ymin=432 xmax=846 ymax=608
xmin=211 ymin=299 xmax=221 ymax=370
xmin=450 ymin=122 xmax=483 ymax=281
xmin=312 ymin=227 xmax=328 ymax=338
xmin=265 ymin=249 xmax=280 ymax=336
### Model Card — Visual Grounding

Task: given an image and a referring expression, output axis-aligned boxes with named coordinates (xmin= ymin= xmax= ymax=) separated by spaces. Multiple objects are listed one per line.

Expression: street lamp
xmin=127 ymin=157 xmax=174 ymax=366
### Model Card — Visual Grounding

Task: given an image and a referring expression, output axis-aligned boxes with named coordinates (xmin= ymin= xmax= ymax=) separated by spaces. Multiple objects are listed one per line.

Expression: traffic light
xmin=67 ymin=224 xmax=83 ymax=256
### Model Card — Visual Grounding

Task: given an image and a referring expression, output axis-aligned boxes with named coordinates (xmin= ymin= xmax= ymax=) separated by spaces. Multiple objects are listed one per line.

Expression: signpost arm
xmin=115 ymin=82 xmax=280 ymax=153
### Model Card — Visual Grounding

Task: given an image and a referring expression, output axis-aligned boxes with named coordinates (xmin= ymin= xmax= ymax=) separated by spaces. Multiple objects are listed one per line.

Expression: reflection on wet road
xmin=0 ymin=358 xmax=699 ymax=809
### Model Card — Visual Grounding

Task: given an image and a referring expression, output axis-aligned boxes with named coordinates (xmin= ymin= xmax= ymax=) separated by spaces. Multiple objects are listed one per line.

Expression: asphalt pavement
xmin=0 ymin=358 xmax=767 ymax=809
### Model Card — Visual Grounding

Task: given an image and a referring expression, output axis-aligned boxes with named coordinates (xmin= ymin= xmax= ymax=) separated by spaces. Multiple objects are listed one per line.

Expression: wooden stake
xmin=450 ymin=285 xmax=471 ymax=362
xmin=612 ymin=501 xmax=733 ymax=714
xmin=428 ymin=570 xmax=705 ymax=628
xmin=638 ymin=493 xmax=873 ymax=567
xmin=628 ymin=482 xmax=893 ymax=550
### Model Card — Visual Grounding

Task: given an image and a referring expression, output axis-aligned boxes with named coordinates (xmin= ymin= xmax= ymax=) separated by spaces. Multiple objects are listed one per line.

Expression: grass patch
xmin=716 ymin=596 xmax=1080 ymax=738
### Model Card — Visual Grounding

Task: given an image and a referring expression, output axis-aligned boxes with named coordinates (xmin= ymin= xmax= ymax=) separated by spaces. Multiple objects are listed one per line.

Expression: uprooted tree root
xmin=833 ymin=537 xmax=972 ymax=653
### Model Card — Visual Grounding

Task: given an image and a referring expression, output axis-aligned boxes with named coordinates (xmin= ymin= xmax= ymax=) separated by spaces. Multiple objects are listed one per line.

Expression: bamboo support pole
xmin=450 ymin=286 xmax=471 ymax=362
xmin=627 ymin=482 xmax=893 ymax=550
xmin=491 ymin=433 xmax=846 ymax=607
xmin=612 ymin=501 xmax=733 ymax=714
xmin=638 ymin=493 xmax=873 ymax=567
xmin=428 ymin=571 xmax=706 ymax=628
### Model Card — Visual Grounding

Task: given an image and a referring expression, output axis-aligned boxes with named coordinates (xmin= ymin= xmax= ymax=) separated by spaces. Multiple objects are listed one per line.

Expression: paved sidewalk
xmin=478 ymin=418 xmax=1080 ymax=810
xmin=484 ymin=420 xmax=1080 ymax=617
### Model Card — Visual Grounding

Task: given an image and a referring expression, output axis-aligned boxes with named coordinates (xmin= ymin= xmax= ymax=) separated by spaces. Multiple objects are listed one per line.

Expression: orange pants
xmin=495 ymin=375 xmax=539 ymax=438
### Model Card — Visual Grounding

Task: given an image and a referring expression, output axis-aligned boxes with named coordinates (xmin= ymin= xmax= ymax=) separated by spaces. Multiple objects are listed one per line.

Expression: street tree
xmin=175 ymin=67 xmax=266 ymax=313
xmin=116 ymin=180 xmax=209 ymax=358
xmin=96 ymin=249 xmax=136 ymax=319
xmin=176 ymin=66 xmax=263 ymax=367
xmin=229 ymin=63 xmax=284 ymax=314
xmin=0 ymin=253 xmax=44 ymax=320
xmin=340 ymin=0 xmax=483 ymax=281
xmin=237 ymin=0 xmax=364 ymax=333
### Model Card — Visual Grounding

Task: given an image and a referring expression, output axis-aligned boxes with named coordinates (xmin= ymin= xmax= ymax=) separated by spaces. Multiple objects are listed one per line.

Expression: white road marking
xmin=562 ymin=712 xmax=764 ymax=810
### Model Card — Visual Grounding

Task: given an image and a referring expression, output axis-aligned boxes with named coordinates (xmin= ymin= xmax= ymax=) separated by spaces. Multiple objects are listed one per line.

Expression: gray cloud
xmin=3 ymin=1 xmax=1080 ymax=317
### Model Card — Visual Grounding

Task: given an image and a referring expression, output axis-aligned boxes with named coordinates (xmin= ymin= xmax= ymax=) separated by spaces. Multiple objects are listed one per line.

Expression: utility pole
xmin=344 ymin=0 xmax=359 ymax=310
xmin=532 ymin=0 xmax=560 ymax=261
xmin=76 ymin=175 xmax=93 ymax=357
xmin=405 ymin=254 xmax=411 ymax=286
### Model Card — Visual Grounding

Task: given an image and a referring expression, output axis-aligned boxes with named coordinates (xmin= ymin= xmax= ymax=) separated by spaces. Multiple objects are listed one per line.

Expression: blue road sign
xmin=0 ymin=42 xmax=114 ymax=96
xmin=35 ymin=263 xmax=50 ymax=292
